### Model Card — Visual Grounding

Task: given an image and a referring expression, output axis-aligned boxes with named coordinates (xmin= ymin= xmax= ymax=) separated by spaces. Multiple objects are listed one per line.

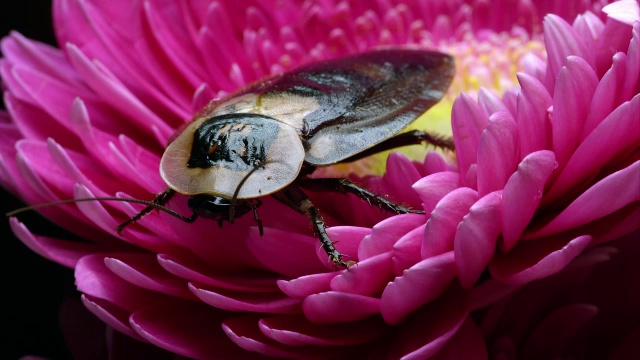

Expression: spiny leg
xmin=339 ymin=129 xmax=454 ymax=163
xmin=298 ymin=177 xmax=424 ymax=215
xmin=116 ymin=188 xmax=197 ymax=234
xmin=273 ymin=185 xmax=353 ymax=268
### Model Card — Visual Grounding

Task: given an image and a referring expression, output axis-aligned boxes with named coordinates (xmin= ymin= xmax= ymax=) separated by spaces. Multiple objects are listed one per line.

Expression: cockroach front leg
xmin=273 ymin=185 xmax=354 ymax=268
xmin=116 ymin=188 xmax=197 ymax=234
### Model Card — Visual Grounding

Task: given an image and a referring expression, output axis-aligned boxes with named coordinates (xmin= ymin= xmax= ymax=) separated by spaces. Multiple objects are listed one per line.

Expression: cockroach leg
xmin=298 ymin=177 xmax=425 ymax=215
xmin=273 ymin=185 xmax=354 ymax=268
xmin=117 ymin=188 xmax=197 ymax=234
xmin=338 ymin=130 xmax=454 ymax=163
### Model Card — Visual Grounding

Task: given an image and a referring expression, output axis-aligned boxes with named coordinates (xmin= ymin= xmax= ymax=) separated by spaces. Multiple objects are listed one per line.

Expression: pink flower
xmin=479 ymin=232 xmax=640 ymax=359
xmin=2 ymin=0 xmax=637 ymax=359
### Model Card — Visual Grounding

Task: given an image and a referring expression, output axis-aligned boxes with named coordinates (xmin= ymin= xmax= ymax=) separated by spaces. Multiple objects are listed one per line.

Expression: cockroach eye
xmin=207 ymin=143 xmax=218 ymax=155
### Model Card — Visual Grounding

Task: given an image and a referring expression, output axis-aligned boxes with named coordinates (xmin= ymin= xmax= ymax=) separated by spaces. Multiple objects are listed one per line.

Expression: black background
xmin=1 ymin=1 xmax=75 ymax=358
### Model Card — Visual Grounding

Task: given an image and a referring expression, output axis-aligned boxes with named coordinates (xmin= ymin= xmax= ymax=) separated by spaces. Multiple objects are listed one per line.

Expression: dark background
xmin=1 ymin=1 xmax=75 ymax=358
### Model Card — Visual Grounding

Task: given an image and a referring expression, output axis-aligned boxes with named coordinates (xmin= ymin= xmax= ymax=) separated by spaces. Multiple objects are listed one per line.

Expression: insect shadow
xmin=8 ymin=49 xmax=455 ymax=268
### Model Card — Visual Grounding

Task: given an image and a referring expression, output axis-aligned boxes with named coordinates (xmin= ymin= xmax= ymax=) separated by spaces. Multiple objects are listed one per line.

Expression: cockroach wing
xmin=262 ymin=49 xmax=455 ymax=165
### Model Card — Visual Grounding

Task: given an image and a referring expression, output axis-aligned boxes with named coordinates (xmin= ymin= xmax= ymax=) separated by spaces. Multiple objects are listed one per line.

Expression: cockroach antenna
xmin=6 ymin=196 xmax=195 ymax=229
xmin=229 ymin=161 xmax=264 ymax=225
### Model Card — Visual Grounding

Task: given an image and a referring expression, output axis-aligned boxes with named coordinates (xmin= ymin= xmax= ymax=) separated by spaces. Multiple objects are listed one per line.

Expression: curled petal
xmin=104 ymin=254 xmax=194 ymax=299
xmin=76 ymin=254 xmax=172 ymax=312
xmin=247 ymin=228 xmax=328 ymax=277
xmin=422 ymin=187 xmax=478 ymax=258
xmin=413 ymin=171 xmax=462 ymax=215
xmin=359 ymin=214 xmax=424 ymax=260
xmin=381 ymin=252 xmax=457 ymax=325
xmin=384 ymin=284 xmax=469 ymax=360
xmin=130 ymin=302 xmax=251 ymax=359
xmin=331 ymin=251 xmax=394 ymax=297
xmin=452 ymin=93 xmax=488 ymax=185
xmin=157 ymin=254 xmax=281 ymax=292
xmin=602 ymin=0 xmax=640 ymax=26
xmin=477 ymin=111 xmax=518 ymax=196
xmin=551 ymin=56 xmax=598 ymax=168
xmin=516 ymin=72 xmax=553 ymax=159
xmin=303 ymin=292 xmax=380 ymax=323
xmin=392 ymin=225 xmax=425 ymax=274
xmin=9 ymin=217 xmax=101 ymax=268
xmin=189 ymin=283 xmax=302 ymax=314
xmin=501 ymin=150 xmax=557 ymax=252
xmin=316 ymin=226 xmax=368 ymax=267
xmin=222 ymin=315 xmax=347 ymax=359
xmin=546 ymin=95 xmax=640 ymax=203
xmin=434 ymin=318 xmax=488 ymax=360
xmin=258 ymin=315 xmax=386 ymax=346
xmin=534 ymin=161 xmax=640 ymax=237
xmin=543 ymin=14 xmax=592 ymax=88
xmin=81 ymin=294 xmax=142 ymax=340
xmin=520 ymin=304 xmax=598 ymax=358
xmin=277 ymin=272 xmax=337 ymax=299
xmin=455 ymin=191 xmax=503 ymax=289
xmin=490 ymin=235 xmax=592 ymax=285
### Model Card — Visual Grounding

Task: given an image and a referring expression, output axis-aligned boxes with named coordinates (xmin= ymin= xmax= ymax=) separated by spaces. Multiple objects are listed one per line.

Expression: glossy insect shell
xmin=161 ymin=48 xmax=455 ymax=199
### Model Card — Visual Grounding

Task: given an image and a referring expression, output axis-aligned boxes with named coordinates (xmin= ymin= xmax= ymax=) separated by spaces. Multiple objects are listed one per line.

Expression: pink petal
xmin=81 ymin=294 xmax=142 ymax=340
xmin=621 ymin=23 xmax=640 ymax=101
xmin=222 ymin=315 xmax=346 ymax=359
xmin=1 ymin=32 xmax=80 ymax=86
xmin=330 ymin=251 xmax=394 ymax=297
xmin=454 ymin=192 xmax=503 ymax=289
xmin=64 ymin=43 xmax=172 ymax=142
xmin=451 ymin=93 xmax=488 ymax=185
xmin=303 ymin=292 xmax=380 ymax=323
xmin=358 ymin=214 xmax=424 ymax=260
xmin=258 ymin=315 xmax=386 ymax=346
xmin=490 ymin=235 xmax=592 ymax=285
xmin=381 ymin=252 xmax=457 ymax=325
xmin=603 ymin=0 xmax=640 ymax=26
xmin=9 ymin=217 xmax=102 ymax=268
xmin=543 ymin=14 xmax=593 ymax=89
xmin=582 ymin=52 xmax=628 ymax=138
xmin=384 ymin=284 xmax=469 ymax=360
xmin=422 ymin=187 xmax=479 ymax=258
xmin=478 ymin=88 xmax=508 ymax=117
xmin=515 ymin=72 xmax=553 ymax=159
xmin=315 ymin=226 xmax=368 ymax=268
xmin=131 ymin=302 xmax=254 ymax=359
xmin=76 ymin=254 xmax=172 ymax=312
xmin=546 ymin=95 xmax=640 ymax=202
xmin=534 ymin=161 xmax=640 ymax=237
xmin=476 ymin=111 xmax=518 ymax=196
xmin=501 ymin=150 xmax=557 ymax=252
xmin=433 ymin=318 xmax=488 ymax=360
xmin=157 ymin=254 xmax=281 ymax=292
xmin=412 ymin=171 xmax=462 ymax=215
xmin=551 ymin=56 xmax=599 ymax=168
xmin=103 ymin=253 xmax=194 ymax=299
xmin=189 ymin=283 xmax=301 ymax=314
xmin=276 ymin=272 xmax=337 ymax=299
xmin=573 ymin=12 xmax=605 ymax=52
xmin=383 ymin=152 xmax=424 ymax=208
xmin=247 ymin=227 xmax=329 ymax=277
xmin=422 ymin=151 xmax=451 ymax=175
xmin=391 ymin=225 xmax=425 ymax=274
xmin=521 ymin=304 xmax=598 ymax=358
